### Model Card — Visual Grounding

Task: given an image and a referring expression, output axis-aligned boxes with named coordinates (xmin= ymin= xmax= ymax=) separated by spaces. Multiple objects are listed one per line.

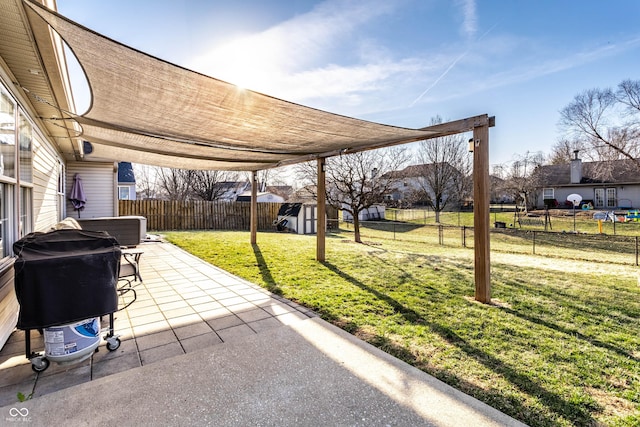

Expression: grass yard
xmin=163 ymin=228 xmax=640 ymax=427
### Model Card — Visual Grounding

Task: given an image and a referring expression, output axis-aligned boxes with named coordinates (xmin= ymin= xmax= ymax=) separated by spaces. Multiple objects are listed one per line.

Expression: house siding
xmin=66 ymin=162 xmax=117 ymax=219
xmin=617 ymin=187 xmax=640 ymax=209
xmin=32 ymin=134 xmax=63 ymax=231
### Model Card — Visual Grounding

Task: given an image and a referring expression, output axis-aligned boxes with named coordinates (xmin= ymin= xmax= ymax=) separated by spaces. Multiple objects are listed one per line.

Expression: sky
xmin=57 ymin=0 xmax=640 ymax=171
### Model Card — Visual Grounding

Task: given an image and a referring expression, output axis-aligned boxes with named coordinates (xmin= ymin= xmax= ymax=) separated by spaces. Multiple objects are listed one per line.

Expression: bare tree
xmin=414 ymin=117 xmax=472 ymax=222
xmin=548 ymin=139 xmax=589 ymax=165
xmin=296 ymin=147 xmax=409 ymax=243
xmin=242 ymin=168 xmax=289 ymax=192
xmin=493 ymin=152 xmax=545 ymax=211
xmin=559 ymin=79 xmax=640 ymax=171
xmin=156 ymin=168 xmax=196 ymax=201
xmin=133 ymin=164 xmax=160 ymax=199
xmin=192 ymin=170 xmax=240 ymax=201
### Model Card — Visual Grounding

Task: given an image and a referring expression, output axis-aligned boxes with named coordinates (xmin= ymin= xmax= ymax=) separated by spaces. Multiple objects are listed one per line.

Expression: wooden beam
xmin=419 ymin=115 xmax=495 ymax=136
xmin=317 ymin=157 xmax=326 ymax=261
xmin=473 ymin=124 xmax=491 ymax=303
xmin=250 ymin=170 xmax=258 ymax=245
xmin=274 ymin=115 xmax=496 ymax=169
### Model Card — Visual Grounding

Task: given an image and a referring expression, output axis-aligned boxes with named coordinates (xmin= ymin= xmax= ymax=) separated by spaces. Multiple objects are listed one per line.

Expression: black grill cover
xmin=13 ymin=229 xmax=121 ymax=329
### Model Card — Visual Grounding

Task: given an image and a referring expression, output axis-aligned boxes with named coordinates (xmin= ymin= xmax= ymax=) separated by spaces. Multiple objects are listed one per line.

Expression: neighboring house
xmin=383 ymin=163 xmax=464 ymax=206
xmin=0 ymin=0 xmax=122 ymax=349
xmin=236 ymin=192 xmax=285 ymax=203
xmin=117 ymin=162 xmax=136 ymax=200
xmin=490 ymin=175 xmax=515 ymax=204
xmin=289 ymin=185 xmax=318 ymax=203
xmin=266 ymin=185 xmax=293 ymax=201
xmin=211 ymin=181 xmax=251 ymax=201
xmin=534 ymin=153 xmax=640 ymax=210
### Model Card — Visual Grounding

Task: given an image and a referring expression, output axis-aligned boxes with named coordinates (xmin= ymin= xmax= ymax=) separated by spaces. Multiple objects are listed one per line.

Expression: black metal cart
xmin=13 ymin=229 xmax=134 ymax=372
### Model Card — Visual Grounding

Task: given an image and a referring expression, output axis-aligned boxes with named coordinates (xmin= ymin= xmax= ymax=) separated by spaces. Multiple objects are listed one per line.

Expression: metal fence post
xmin=636 ymin=236 xmax=638 ymax=266
xmin=533 ymin=231 xmax=536 ymax=255
xmin=462 ymin=226 xmax=466 ymax=247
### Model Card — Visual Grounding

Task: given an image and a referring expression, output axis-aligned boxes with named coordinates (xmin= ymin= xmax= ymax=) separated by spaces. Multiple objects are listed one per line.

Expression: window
xmin=0 ymin=87 xmax=15 ymax=178
xmin=543 ymin=188 xmax=554 ymax=199
xmin=606 ymin=188 xmax=616 ymax=208
xmin=0 ymin=184 xmax=14 ymax=258
xmin=19 ymin=112 xmax=32 ymax=183
xmin=18 ymin=112 xmax=33 ymax=237
xmin=118 ymin=186 xmax=131 ymax=200
xmin=20 ymin=187 xmax=32 ymax=237
xmin=57 ymin=160 xmax=65 ymax=222
xmin=594 ymin=188 xmax=616 ymax=208
xmin=0 ymin=82 xmax=34 ymax=257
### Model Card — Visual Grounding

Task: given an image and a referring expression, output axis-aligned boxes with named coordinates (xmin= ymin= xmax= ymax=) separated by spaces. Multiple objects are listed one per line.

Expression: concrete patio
xmin=0 ymin=240 xmax=526 ymax=426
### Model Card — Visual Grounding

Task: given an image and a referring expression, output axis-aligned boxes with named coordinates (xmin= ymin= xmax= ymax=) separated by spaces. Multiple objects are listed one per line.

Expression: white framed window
xmin=18 ymin=111 xmax=32 ymax=183
xmin=0 ymin=86 xmax=15 ymax=178
xmin=57 ymin=160 xmax=65 ymax=221
xmin=20 ymin=186 xmax=32 ymax=237
xmin=594 ymin=188 xmax=617 ymax=208
xmin=605 ymin=188 xmax=616 ymax=208
xmin=0 ymin=81 xmax=34 ymax=257
xmin=594 ymin=189 xmax=604 ymax=208
xmin=118 ymin=186 xmax=131 ymax=200
xmin=0 ymin=183 xmax=14 ymax=258
xmin=543 ymin=188 xmax=554 ymax=199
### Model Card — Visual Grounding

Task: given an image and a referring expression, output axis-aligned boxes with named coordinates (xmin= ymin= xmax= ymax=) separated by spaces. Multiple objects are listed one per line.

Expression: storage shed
xmin=275 ymin=203 xmax=324 ymax=235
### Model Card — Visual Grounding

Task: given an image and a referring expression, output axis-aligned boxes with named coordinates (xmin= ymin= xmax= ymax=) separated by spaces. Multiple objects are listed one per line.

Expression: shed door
xmin=304 ymin=205 xmax=316 ymax=234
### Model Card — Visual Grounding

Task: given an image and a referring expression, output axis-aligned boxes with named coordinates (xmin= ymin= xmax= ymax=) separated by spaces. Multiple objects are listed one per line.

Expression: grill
xmin=13 ymin=229 xmax=128 ymax=371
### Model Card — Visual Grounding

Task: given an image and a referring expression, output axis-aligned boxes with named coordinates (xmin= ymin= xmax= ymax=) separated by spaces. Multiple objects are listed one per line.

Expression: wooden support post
xmin=473 ymin=124 xmax=491 ymax=303
xmin=317 ymin=157 xmax=326 ymax=261
xmin=250 ymin=170 xmax=258 ymax=245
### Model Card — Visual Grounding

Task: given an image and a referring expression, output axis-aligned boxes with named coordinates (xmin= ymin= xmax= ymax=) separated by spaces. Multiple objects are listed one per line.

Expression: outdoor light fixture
xmin=468 ymin=138 xmax=474 ymax=153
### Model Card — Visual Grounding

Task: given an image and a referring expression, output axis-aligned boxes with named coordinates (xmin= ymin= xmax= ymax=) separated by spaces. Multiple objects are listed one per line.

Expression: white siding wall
xmin=66 ymin=162 xmax=117 ymax=219
xmin=32 ymin=135 xmax=63 ymax=231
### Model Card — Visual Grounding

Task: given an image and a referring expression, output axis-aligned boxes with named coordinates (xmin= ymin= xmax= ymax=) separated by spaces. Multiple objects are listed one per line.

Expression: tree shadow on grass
xmin=359 ymin=220 xmax=424 ymax=233
xmin=492 ymin=265 xmax=640 ymax=362
xmin=321 ymin=260 xmax=598 ymax=427
xmin=251 ymin=244 xmax=282 ymax=295
xmin=366 ymin=330 xmax=596 ymax=427
xmin=502 ymin=304 xmax=639 ymax=362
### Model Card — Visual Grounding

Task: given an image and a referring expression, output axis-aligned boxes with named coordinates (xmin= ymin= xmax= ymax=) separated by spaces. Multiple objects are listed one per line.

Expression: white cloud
xmin=188 ymin=0 xmax=398 ymax=90
xmin=456 ymin=0 xmax=477 ymax=39
xmin=185 ymin=0 xmax=446 ymax=118
xmin=187 ymin=0 xmax=640 ymax=123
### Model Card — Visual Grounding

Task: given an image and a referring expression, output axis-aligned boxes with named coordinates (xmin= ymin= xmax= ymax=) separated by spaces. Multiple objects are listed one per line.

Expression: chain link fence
xmin=336 ymin=219 xmax=640 ymax=267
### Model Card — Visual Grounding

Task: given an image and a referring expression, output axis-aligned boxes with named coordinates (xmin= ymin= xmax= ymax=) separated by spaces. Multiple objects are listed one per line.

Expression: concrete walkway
xmin=0 ymin=241 xmax=527 ymax=426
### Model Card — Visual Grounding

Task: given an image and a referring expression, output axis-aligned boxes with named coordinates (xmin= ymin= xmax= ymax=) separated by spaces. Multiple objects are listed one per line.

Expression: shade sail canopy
xmin=24 ymin=1 xmax=491 ymax=171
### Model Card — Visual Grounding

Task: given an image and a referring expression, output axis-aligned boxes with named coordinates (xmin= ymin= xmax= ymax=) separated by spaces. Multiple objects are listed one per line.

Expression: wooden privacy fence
xmin=119 ymin=200 xmax=281 ymax=231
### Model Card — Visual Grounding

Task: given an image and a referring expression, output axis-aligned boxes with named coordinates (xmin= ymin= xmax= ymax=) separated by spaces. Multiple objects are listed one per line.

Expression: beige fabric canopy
xmin=24 ymin=0 xmax=465 ymax=171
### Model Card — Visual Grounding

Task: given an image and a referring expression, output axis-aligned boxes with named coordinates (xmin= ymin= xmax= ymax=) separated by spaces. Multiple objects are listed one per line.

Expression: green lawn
xmin=163 ymin=228 xmax=640 ymax=427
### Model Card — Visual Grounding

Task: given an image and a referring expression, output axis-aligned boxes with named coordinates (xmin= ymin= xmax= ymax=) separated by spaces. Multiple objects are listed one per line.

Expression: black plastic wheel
xmin=106 ymin=338 xmax=121 ymax=351
xmin=31 ymin=357 xmax=49 ymax=373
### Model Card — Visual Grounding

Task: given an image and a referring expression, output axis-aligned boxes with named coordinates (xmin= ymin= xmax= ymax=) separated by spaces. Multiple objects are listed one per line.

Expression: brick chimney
xmin=570 ymin=150 xmax=582 ymax=184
